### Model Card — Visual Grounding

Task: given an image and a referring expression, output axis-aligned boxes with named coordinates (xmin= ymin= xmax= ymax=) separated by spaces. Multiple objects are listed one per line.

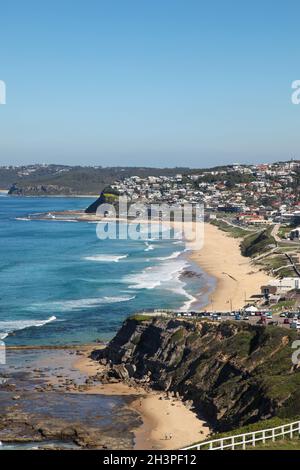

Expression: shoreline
xmin=2 ymin=210 xmax=273 ymax=449
xmin=189 ymin=222 xmax=273 ymax=312
xmin=73 ymin=346 xmax=210 ymax=450
xmin=7 ymin=194 xmax=99 ymax=198
xmin=16 ymin=208 xmax=273 ymax=312
xmin=2 ymin=344 xmax=210 ymax=450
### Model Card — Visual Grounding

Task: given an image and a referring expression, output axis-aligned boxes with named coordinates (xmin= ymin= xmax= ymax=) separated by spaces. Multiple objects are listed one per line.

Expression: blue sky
xmin=0 ymin=0 xmax=300 ymax=167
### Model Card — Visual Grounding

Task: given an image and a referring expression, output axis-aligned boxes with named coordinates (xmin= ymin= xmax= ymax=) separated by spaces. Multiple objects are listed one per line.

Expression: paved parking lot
xmin=178 ymin=312 xmax=300 ymax=330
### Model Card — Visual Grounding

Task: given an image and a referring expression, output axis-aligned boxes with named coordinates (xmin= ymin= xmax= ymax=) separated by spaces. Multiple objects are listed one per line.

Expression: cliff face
xmin=92 ymin=317 xmax=300 ymax=431
xmin=85 ymin=188 xmax=119 ymax=213
xmin=8 ymin=183 xmax=77 ymax=196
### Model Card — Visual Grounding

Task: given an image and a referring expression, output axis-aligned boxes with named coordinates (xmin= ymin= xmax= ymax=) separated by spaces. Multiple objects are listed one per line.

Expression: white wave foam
xmin=0 ymin=316 xmax=56 ymax=340
xmin=124 ymin=259 xmax=188 ymax=290
xmin=61 ymin=219 xmax=78 ymax=223
xmin=124 ymin=257 xmax=197 ymax=310
xmin=83 ymin=254 xmax=128 ymax=262
xmin=32 ymin=296 xmax=135 ymax=312
xmin=155 ymin=251 xmax=181 ymax=261
xmin=144 ymin=242 xmax=154 ymax=252
xmin=168 ymin=284 xmax=197 ymax=311
xmin=15 ymin=217 xmax=31 ymax=222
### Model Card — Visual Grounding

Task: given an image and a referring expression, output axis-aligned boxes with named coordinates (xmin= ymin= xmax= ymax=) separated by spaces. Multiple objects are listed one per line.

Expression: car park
xmin=290 ymin=320 xmax=300 ymax=330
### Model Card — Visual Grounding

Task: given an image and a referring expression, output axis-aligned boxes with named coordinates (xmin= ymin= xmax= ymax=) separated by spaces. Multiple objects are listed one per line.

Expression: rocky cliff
xmin=8 ymin=183 xmax=81 ymax=196
xmin=85 ymin=188 xmax=119 ymax=213
xmin=92 ymin=317 xmax=300 ymax=432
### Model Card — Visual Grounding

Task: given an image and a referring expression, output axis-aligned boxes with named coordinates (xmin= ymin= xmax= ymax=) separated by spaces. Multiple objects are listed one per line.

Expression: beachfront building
xmin=261 ymin=277 xmax=300 ymax=297
xmin=289 ymin=227 xmax=300 ymax=240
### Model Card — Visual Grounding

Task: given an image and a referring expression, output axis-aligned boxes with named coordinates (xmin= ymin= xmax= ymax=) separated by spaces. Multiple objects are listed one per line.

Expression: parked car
xmin=243 ymin=315 xmax=250 ymax=320
xmin=284 ymin=318 xmax=290 ymax=324
xmin=235 ymin=314 xmax=241 ymax=320
xmin=280 ymin=313 xmax=287 ymax=318
xmin=213 ymin=314 xmax=222 ymax=321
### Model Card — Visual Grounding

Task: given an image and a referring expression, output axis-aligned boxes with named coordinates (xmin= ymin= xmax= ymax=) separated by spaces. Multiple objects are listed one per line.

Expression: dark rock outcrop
xmin=85 ymin=192 xmax=107 ymax=214
xmin=85 ymin=188 xmax=120 ymax=214
xmin=8 ymin=183 xmax=75 ymax=196
xmin=92 ymin=317 xmax=300 ymax=432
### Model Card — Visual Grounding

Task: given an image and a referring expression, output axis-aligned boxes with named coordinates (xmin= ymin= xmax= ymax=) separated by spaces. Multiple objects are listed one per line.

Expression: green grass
xmin=195 ymin=417 xmax=300 ymax=449
xmin=277 ymin=242 xmax=300 ymax=250
xmin=262 ymin=255 xmax=287 ymax=270
xmin=278 ymin=267 xmax=297 ymax=278
xmin=258 ymin=252 xmax=298 ymax=277
xmin=278 ymin=226 xmax=291 ymax=240
xmin=129 ymin=314 xmax=150 ymax=322
xmin=270 ymin=300 xmax=296 ymax=312
xmin=170 ymin=328 xmax=185 ymax=343
xmin=241 ymin=228 xmax=275 ymax=257
xmin=210 ymin=219 xmax=249 ymax=238
xmin=247 ymin=437 xmax=300 ymax=450
xmin=102 ymin=192 xmax=119 ymax=202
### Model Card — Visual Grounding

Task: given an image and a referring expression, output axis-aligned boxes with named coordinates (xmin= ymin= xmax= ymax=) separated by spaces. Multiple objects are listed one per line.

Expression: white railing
xmin=182 ymin=420 xmax=300 ymax=450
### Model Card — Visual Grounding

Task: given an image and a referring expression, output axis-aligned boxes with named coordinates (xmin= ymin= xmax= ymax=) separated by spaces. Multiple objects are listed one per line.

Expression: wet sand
xmin=74 ymin=346 xmax=210 ymax=450
xmin=0 ymin=347 xmax=140 ymax=450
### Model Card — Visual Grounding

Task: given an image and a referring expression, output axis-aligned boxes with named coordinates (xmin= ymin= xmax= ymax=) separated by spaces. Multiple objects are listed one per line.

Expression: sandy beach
xmin=74 ymin=347 xmax=210 ymax=450
xmin=15 ymin=211 xmax=274 ymax=449
xmin=189 ymin=222 xmax=272 ymax=312
xmin=30 ymin=210 xmax=273 ymax=312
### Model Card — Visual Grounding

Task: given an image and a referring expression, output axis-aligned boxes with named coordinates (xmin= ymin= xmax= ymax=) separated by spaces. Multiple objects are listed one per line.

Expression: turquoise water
xmin=0 ymin=196 xmax=210 ymax=346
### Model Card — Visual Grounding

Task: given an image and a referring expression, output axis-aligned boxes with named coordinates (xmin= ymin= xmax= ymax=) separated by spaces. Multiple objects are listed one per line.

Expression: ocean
xmin=0 ymin=195 xmax=213 ymax=346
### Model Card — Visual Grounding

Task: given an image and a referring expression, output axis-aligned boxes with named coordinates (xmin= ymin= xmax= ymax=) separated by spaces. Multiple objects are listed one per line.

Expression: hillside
xmin=240 ymin=228 xmax=276 ymax=257
xmin=3 ymin=164 xmax=196 ymax=196
xmin=92 ymin=317 xmax=300 ymax=432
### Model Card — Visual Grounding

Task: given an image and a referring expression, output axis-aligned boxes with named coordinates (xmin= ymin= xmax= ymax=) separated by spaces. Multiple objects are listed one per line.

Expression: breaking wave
xmin=0 ymin=316 xmax=57 ymax=340
xmin=83 ymin=254 xmax=128 ymax=262
xmin=144 ymin=242 xmax=154 ymax=252
xmin=155 ymin=251 xmax=181 ymax=261
xmin=123 ymin=257 xmax=197 ymax=310
xmin=30 ymin=296 xmax=135 ymax=313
